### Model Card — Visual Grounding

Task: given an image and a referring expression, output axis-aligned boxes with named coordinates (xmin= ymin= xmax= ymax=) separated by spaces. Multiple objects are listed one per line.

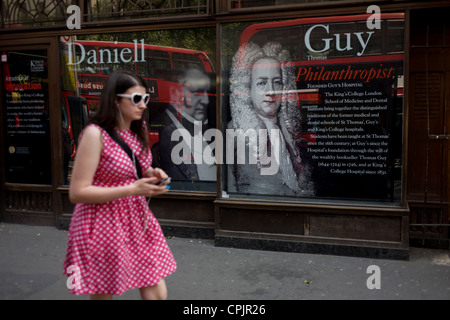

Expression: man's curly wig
xmin=229 ymin=41 xmax=301 ymax=138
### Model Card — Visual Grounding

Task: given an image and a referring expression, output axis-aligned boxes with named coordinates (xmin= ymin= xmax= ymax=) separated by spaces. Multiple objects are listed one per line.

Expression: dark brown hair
xmin=91 ymin=70 xmax=149 ymax=150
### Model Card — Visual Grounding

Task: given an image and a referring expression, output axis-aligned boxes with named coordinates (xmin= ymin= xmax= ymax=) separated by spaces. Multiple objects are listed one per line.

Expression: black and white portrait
xmin=227 ymin=41 xmax=314 ymax=197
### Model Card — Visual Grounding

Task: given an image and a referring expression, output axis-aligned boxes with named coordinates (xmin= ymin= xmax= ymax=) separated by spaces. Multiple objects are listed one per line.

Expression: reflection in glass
xmin=59 ymin=28 xmax=216 ymax=192
xmin=222 ymin=15 xmax=405 ymax=203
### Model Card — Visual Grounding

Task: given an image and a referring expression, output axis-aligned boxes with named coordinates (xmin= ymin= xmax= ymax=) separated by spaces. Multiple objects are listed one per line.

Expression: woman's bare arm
xmin=69 ymin=125 xmax=168 ymax=204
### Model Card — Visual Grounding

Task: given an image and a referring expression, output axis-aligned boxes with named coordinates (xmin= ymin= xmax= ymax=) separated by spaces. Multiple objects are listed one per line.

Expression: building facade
xmin=1 ymin=0 xmax=449 ymax=260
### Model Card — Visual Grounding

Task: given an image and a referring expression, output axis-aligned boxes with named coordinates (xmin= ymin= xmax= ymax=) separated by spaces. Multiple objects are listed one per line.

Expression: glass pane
xmin=59 ymin=27 xmax=217 ymax=192
xmin=2 ymin=49 xmax=51 ymax=184
xmin=172 ymin=53 xmax=208 ymax=72
xmin=221 ymin=15 xmax=404 ymax=204
xmin=387 ymin=20 xmax=405 ymax=53
xmin=2 ymin=0 xmax=70 ymax=28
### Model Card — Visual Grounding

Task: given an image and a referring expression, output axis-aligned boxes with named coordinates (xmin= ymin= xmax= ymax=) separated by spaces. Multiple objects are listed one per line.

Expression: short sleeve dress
xmin=63 ymin=124 xmax=177 ymax=296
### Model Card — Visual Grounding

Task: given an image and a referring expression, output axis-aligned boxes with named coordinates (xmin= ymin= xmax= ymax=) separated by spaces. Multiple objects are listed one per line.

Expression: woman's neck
xmin=116 ymin=122 xmax=131 ymax=130
xmin=116 ymin=114 xmax=132 ymax=130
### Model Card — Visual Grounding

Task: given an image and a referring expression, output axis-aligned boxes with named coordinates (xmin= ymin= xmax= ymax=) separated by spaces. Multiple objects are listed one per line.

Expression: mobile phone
xmin=156 ymin=177 xmax=171 ymax=185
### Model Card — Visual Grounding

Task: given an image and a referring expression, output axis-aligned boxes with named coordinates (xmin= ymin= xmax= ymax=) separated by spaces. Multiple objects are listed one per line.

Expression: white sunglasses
xmin=117 ymin=93 xmax=150 ymax=105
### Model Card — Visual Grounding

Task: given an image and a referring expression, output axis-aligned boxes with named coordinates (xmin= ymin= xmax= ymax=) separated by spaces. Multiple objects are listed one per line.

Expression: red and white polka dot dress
xmin=63 ymin=124 xmax=176 ymax=296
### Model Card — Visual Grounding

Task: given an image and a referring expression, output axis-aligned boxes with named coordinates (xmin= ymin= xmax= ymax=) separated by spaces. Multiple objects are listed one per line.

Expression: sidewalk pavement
xmin=0 ymin=222 xmax=449 ymax=300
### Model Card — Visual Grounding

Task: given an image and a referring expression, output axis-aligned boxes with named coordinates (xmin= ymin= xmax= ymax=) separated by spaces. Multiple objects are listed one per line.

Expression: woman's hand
xmin=131 ymin=177 xmax=169 ymax=198
xmin=143 ymin=167 xmax=169 ymax=184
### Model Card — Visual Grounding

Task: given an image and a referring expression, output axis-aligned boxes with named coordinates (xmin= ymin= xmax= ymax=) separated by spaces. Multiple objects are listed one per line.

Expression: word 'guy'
xmin=304 ymin=5 xmax=381 ymax=57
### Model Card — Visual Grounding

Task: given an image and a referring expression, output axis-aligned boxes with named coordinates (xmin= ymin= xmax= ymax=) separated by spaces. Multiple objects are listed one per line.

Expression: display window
xmin=59 ymin=28 xmax=217 ymax=191
xmin=221 ymin=13 xmax=405 ymax=204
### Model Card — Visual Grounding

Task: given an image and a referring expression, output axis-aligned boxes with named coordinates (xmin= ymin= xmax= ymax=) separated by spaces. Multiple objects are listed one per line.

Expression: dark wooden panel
xmin=149 ymin=197 xmax=215 ymax=223
xmin=407 ymin=7 xmax=449 ymax=246
xmin=309 ymin=214 xmax=402 ymax=242
xmin=218 ymin=207 xmax=305 ymax=235
xmin=3 ymin=190 xmax=54 ymax=225
xmin=407 ymin=63 xmax=446 ymax=199
xmin=5 ymin=190 xmax=52 ymax=212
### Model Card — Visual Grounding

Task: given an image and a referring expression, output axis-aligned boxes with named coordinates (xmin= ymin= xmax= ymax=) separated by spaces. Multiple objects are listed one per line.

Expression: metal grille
xmin=1 ymin=0 xmax=72 ymax=28
xmin=1 ymin=0 xmax=210 ymax=29
xmin=84 ymin=0 xmax=210 ymax=22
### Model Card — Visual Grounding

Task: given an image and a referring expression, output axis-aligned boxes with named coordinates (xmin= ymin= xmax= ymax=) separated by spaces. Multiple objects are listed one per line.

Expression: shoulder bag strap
xmin=106 ymin=129 xmax=143 ymax=179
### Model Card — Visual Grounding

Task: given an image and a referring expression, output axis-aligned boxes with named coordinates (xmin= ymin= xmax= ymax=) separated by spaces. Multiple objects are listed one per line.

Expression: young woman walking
xmin=63 ymin=70 xmax=176 ymax=300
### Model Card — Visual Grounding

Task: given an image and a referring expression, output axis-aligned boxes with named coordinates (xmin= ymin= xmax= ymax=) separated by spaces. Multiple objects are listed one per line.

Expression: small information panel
xmin=2 ymin=50 xmax=51 ymax=184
